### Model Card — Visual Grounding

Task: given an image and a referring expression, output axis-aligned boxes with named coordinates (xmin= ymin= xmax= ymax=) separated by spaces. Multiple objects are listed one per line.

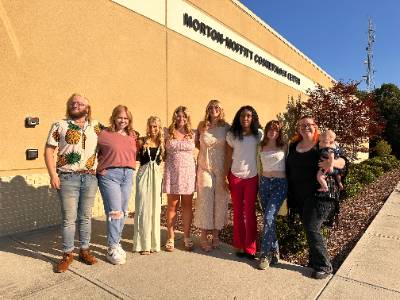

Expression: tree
xmin=374 ymin=83 xmax=400 ymax=157
xmin=277 ymin=95 xmax=304 ymax=143
xmin=304 ymin=81 xmax=385 ymax=160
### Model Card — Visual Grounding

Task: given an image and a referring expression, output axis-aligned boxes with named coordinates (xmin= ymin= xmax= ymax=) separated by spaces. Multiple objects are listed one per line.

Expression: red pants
xmin=228 ymin=172 xmax=258 ymax=255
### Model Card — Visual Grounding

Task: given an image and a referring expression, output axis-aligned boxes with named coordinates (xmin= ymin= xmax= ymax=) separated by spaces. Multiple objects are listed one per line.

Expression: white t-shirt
xmin=226 ymin=129 xmax=263 ymax=179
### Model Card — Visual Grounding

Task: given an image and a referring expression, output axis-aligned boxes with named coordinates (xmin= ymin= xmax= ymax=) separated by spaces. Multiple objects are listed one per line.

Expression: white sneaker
xmin=106 ymin=246 xmax=126 ymax=265
xmin=117 ymin=244 xmax=126 ymax=260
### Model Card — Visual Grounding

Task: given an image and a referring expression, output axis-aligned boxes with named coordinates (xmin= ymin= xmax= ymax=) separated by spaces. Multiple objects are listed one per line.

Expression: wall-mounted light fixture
xmin=25 ymin=117 xmax=39 ymax=128
xmin=26 ymin=149 xmax=39 ymax=160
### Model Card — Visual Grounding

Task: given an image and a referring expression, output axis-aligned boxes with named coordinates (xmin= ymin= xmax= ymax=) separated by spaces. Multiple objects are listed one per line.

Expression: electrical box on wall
xmin=25 ymin=117 xmax=39 ymax=128
xmin=26 ymin=149 xmax=39 ymax=160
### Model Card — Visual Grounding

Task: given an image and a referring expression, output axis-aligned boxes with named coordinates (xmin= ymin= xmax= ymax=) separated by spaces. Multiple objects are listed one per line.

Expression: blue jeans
xmin=98 ymin=168 xmax=134 ymax=247
xmin=259 ymin=176 xmax=287 ymax=256
xmin=58 ymin=173 xmax=98 ymax=253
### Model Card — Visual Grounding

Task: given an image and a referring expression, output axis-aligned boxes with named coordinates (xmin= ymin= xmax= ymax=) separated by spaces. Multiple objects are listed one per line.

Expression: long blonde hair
xmin=143 ymin=116 xmax=165 ymax=159
xmin=108 ymin=105 xmax=136 ymax=137
xmin=200 ymin=99 xmax=227 ymax=130
xmin=65 ymin=93 xmax=92 ymax=122
xmin=168 ymin=106 xmax=193 ymax=139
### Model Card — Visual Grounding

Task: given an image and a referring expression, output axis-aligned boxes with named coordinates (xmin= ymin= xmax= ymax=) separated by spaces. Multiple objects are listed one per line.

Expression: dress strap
xmin=146 ymin=146 xmax=160 ymax=163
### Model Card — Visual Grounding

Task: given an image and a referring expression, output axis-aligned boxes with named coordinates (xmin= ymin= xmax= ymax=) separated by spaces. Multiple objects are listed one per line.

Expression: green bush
xmin=344 ymin=180 xmax=363 ymax=197
xmin=276 ymin=215 xmax=330 ymax=256
xmin=375 ymin=140 xmax=392 ymax=157
xmin=276 ymin=215 xmax=308 ymax=255
xmin=344 ymin=155 xmax=399 ymax=197
xmin=383 ymin=155 xmax=400 ymax=169
xmin=363 ymin=156 xmax=398 ymax=171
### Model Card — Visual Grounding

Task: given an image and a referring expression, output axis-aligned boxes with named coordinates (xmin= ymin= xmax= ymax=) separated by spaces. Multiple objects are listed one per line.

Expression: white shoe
xmin=106 ymin=246 xmax=126 ymax=265
xmin=117 ymin=244 xmax=126 ymax=260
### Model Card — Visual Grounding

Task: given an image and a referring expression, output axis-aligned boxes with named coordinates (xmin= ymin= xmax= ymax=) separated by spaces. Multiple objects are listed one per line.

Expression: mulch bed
xmin=160 ymin=167 xmax=400 ymax=272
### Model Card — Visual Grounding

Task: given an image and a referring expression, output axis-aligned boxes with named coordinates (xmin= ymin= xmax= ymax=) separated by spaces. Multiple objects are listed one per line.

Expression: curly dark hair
xmin=229 ymin=105 xmax=261 ymax=140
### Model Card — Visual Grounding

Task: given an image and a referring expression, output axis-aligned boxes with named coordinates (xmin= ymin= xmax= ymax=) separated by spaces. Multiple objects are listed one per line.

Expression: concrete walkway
xmin=1 ymin=184 xmax=400 ymax=299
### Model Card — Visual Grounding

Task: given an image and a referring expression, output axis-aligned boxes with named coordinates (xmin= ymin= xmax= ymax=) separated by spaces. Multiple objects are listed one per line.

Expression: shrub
xmin=276 ymin=215 xmax=330 ymax=256
xmin=375 ymin=140 xmax=392 ymax=157
xmin=344 ymin=180 xmax=363 ymax=198
xmin=276 ymin=215 xmax=308 ymax=255
xmin=364 ymin=156 xmax=392 ymax=171
xmin=344 ymin=155 xmax=399 ymax=198
xmin=363 ymin=155 xmax=399 ymax=171
xmin=384 ymin=155 xmax=400 ymax=169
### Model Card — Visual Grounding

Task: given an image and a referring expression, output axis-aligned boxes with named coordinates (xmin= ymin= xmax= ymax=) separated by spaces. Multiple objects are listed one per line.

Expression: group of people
xmin=45 ymin=93 xmax=345 ymax=279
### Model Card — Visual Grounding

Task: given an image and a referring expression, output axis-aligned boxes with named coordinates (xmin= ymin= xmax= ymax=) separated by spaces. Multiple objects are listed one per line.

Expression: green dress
xmin=133 ymin=146 xmax=162 ymax=252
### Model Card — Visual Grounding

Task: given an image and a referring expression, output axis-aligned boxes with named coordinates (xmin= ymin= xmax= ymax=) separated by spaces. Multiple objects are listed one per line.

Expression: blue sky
xmin=239 ymin=0 xmax=400 ymax=90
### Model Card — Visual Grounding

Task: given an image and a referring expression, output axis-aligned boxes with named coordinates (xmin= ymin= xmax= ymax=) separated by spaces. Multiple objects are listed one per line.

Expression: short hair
xmin=319 ymin=129 xmax=336 ymax=141
xmin=65 ymin=93 xmax=92 ymax=122
xmin=291 ymin=115 xmax=319 ymax=144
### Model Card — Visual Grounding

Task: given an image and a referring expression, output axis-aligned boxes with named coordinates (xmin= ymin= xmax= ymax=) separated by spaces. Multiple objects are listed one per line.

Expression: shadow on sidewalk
xmin=2 ymin=216 xmax=311 ymax=277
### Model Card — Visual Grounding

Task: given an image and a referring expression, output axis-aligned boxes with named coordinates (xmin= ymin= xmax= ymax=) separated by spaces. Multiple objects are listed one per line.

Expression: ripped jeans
xmin=98 ymin=167 xmax=135 ymax=247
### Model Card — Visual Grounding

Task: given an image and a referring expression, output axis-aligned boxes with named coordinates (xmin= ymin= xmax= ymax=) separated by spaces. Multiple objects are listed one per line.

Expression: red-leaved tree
xmin=303 ymin=81 xmax=385 ymax=160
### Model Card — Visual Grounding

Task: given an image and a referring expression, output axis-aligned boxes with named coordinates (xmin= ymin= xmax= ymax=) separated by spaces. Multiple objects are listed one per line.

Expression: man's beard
xmin=69 ymin=109 xmax=88 ymax=119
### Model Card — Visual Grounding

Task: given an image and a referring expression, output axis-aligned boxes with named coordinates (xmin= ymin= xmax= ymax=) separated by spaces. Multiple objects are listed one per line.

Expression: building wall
xmin=0 ymin=0 xmax=333 ymax=236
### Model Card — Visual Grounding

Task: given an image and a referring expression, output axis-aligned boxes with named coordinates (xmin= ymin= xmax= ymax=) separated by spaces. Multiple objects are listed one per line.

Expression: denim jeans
xmin=58 ymin=173 xmax=98 ymax=253
xmin=302 ymin=197 xmax=335 ymax=273
xmin=98 ymin=168 xmax=134 ymax=247
xmin=258 ymin=176 xmax=287 ymax=256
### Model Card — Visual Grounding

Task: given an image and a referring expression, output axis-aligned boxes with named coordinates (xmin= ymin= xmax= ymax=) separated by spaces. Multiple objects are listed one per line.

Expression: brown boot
xmin=79 ymin=248 xmax=97 ymax=265
xmin=56 ymin=252 xmax=74 ymax=273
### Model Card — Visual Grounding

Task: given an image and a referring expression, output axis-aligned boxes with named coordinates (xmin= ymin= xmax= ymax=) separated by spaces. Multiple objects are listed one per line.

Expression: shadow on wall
xmin=0 ymin=175 xmax=61 ymax=237
xmin=0 ymin=174 xmax=139 ymax=237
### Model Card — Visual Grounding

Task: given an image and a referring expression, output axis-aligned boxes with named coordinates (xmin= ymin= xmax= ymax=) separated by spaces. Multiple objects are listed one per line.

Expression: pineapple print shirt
xmin=46 ymin=119 xmax=102 ymax=173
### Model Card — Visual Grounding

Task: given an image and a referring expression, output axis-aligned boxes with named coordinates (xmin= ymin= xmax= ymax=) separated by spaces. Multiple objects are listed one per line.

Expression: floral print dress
xmin=162 ymin=135 xmax=196 ymax=195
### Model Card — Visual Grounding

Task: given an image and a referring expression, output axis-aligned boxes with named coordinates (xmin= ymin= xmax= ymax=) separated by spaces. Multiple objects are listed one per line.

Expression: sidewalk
xmin=319 ymin=183 xmax=400 ymax=299
xmin=1 ymin=184 xmax=400 ymax=299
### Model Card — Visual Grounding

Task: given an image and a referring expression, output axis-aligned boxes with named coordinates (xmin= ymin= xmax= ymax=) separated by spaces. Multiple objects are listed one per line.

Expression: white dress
xmin=194 ymin=125 xmax=230 ymax=230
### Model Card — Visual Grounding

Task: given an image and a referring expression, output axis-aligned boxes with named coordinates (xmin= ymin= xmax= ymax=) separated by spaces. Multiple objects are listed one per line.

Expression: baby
xmin=317 ymin=129 xmax=343 ymax=192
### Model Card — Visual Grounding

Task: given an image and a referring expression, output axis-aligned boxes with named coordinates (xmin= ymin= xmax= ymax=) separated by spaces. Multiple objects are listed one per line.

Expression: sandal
xmin=165 ymin=239 xmax=174 ymax=252
xmin=140 ymin=251 xmax=150 ymax=255
xmin=200 ymin=240 xmax=212 ymax=252
xmin=183 ymin=237 xmax=194 ymax=252
xmin=212 ymin=237 xmax=221 ymax=249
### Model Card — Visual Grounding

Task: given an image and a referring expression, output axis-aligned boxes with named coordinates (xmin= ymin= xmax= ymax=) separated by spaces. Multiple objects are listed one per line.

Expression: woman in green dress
xmin=133 ymin=116 xmax=165 ymax=254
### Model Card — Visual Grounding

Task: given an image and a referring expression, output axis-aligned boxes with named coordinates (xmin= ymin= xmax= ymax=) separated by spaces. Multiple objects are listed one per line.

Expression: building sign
xmin=183 ymin=13 xmax=301 ymax=85
xmin=111 ymin=0 xmax=320 ymax=93
xmin=167 ymin=0 xmax=316 ymax=93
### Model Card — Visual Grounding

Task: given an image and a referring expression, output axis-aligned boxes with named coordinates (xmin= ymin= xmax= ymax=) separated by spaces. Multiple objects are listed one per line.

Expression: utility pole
xmin=363 ymin=17 xmax=375 ymax=92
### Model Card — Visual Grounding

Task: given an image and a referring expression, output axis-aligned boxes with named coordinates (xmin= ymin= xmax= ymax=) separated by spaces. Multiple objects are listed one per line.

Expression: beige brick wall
xmin=0 ymin=173 xmax=137 ymax=237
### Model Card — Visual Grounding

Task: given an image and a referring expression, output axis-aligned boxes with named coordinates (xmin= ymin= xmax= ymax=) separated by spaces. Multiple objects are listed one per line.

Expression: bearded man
xmin=44 ymin=93 xmax=102 ymax=272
